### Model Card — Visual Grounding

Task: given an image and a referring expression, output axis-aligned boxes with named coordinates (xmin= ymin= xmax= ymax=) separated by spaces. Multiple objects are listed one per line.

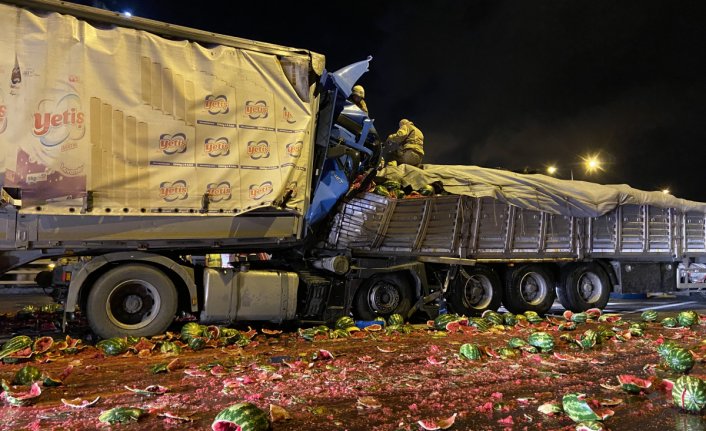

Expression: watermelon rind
xmin=212 ymin=402 xmax=271 ymax=431
xmin=180 ymin=322 xmax=205 ymax=343
xmin=641 ymin=310 xmax=658 ymax=322
xmin=334 ymin=316 xmax=356 ymax=331
xmin=98 ymin=407 xmax=145 ymax=424
xmin=617 ymin=375 xmax=652 ymax=394
xmin=672 ymin=375 xmax=706 ymax=413
xmin=0 ymin=336 xmax=33 ymax=360
xmin=562 ymin=393 xmax=600 ymax=422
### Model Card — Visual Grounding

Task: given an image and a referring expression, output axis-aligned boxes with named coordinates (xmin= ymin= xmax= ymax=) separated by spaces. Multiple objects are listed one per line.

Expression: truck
xmin=2 ymin=0 xmax=706 ymax=339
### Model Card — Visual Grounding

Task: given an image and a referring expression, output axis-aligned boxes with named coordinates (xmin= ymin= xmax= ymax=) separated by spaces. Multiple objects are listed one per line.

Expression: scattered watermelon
xmin=617 ymin=375 xmax=652 ymax=394
xmin=576 ymin=330 xmax=597 ymax=350
xmin=0 ymin=381 xmax=42 ymax=406
xmin=97 ymin=338 xmax=128 ymax=356
xmin=0 ymin=336 xmax=32 ymax=360
xmin=417 ymin=413 xmax=457 ymax=430
xmin=32 ymin=336 xmax=54 ymax=355
xmin=585 ymin=308 xmax=602 ymax=319
xmin=528 ymin=332 xmax=555 ymax=352
xmin=571 ymin=312 xmax=588 ymax=323
xmin=562 ymin=393 xmax=600 ymax=422
xmin=507 ymin=337 xmax=528 ymax=349
xmin=434 ymin=313 xmax=461 ymax=331
xmin=672 ymin=375 xmax=706 ymax=413
xmin=459 ymin=343 xmax=482 ymax=361
xmin=662 ymin=317 xmax=678 ymax=328
xmin=188 ymin=336 xmax=207 ymax=351
xmin=418 ymin=185 xmax=435 ymax=196
xmin=482 ymin=310 xmax=504 ymax=325
xmin=334 ymin=316 xmax=355 ymax=331
xmin=524 ymin=311 xmax=544 ymax=324
xmin=657 ymin=340 xmax=679 ymax=358
xmin=98 ymin=407 xmax=145 ymax=424
xmin=212 ymin=402 xmax=270 ymax=431
xmin=181 ymin=322 xmax=205 ymax=343
xmin=641 ymin=310 xmax=658 ymax=322
xmin=12 ymin=365 xmax=41 ymax=386
xmin=677 ymin=310 xmax=699 ymax=327
xmin=503 ymin=313 xmax=518 ymax=326
xmin=665 ymin=347 xmax=695 ymax=373
xmin=387 ymin=313 xmax=405 ymax=326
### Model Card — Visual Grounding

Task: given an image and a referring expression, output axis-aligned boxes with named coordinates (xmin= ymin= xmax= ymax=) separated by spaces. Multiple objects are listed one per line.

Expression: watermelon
xmin=32 ymin=336 xmax=54 ymax=355
xmin=434 ymin=313 xmax=461 ymax=331
xmin=99 ymin=407 xmax=145 ymax=425
xmin=335 ymin=316 xmax=356 ymax=331
xmin=672 ymin=375 xmax=706 ymax=413
xmin=528 ymin=332 xmax=555 ymax=352
xmin=468 ymin=317 xmax=491 ymax=332
xmin=387 ymin=314 xmax=405 ymax=326
xmin=220 ymin=328 xmax=242 ymax=345
xmin=562 ymin=393 xmax=600 ymax=422
xmin=577 ymin=329 xmax=597 ymax=350
xmin=383 ymin=180 xmax=401 ymax=190
xmin=482 ymin=310 xmax=504 ymax=326
xmin=524 ymin=311 xmax=544 ymax=324
xmin=585 ymin=308 xmax=602 ymax=319
xmin=0 ymin=336 xmax=32 ymax=360
xmin=329 ymin=329 xmax=350 ymax=339
xmin=374 ymin=185 xmax=391 ymax=197
xmin=0 ymin=381 xmax=42 ymax=406
xmin=576 ymin=422 xmax=605 ymax=431
xmin=559 ymin=322 xmax=577 ymax=331
xmin=657 ymin=340 xmax=678 ymax=358
xmin=212 ymin=402 xmax=271 ymax=431
xmin=497 ymin=347 xmax=519 ymax=359
xmin=628 ymin=323 xmax=644 ymax=337
xmin=188 ymin=336 xmax=207 ymax=351
xmin=662 ymin=317 xmax=678 ymax=328
xmin=181 ymin=322 xmax=205 ymax=343
xmin=677 ymin=311 xmax=699 ymax=327
xmin=418 ymin=184 xmax=435 ymax=196
xmin=12 ymin=365 xmax=41 ymax=386
xmin=503 ymin=313 xmax=517 ymax=326
xmin=563 ymin=310 xmax=574 ymax=321
xmin=159 ymin=341 xmax=182 ymax=354
xmin=641 ymin=310 xmax=658 ymax=322
xmin=395 ymin=189 xmax=406 ymax=199
xmin=507 ymin=337 xmax=528 ymax=349
xmin=617 ymin=375 xmax=652 ymax=394
xmin=97 ymin=338 xmax=128 ymax=356
xmin=665 ymin=347 xmax=695 ymax=373
xmin=571 ymin=312 xmax=588 ymax=323
xmin=459 ymin=343 xmax=482 ymax=361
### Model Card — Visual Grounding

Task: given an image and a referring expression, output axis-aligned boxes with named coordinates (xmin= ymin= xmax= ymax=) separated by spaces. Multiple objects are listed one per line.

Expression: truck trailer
xmin=1 ymin=0 xmax=706 ymax=339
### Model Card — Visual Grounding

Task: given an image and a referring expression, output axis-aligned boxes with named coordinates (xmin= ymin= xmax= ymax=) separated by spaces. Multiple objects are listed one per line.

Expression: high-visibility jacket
xmin=387 ymin=121 xmax=424 ymax=156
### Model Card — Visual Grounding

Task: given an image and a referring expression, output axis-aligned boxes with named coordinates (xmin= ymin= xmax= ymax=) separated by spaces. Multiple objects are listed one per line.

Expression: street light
xmin=546 ymin=166 xmax=557 ymax=176
xmin=661 ymin=188 xmax=670 ymax=195
xmin=582 ymin=154 xmax=603 ymax=174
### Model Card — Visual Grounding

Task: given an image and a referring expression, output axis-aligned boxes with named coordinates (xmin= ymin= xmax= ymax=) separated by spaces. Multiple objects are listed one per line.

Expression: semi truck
xmin=1 ymin=0 xmax=706 ymax=339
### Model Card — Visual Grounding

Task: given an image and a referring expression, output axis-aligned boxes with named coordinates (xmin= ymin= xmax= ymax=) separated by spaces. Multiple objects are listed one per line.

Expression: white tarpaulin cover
xmin=0 ymin=3 xmax=316 ymax=215
xmin=380 ymin=164 xmax=706 ymax=217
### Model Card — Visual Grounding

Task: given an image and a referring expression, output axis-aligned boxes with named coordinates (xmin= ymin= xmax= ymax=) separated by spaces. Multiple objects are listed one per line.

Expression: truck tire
xmin=86 ymin=264 xmax=178 ymax=339
xmin=447 ymin=266 xmax=502 ymax=316
xmin=560 ymin=263 xmax=611 ymax=311
xmin=502 ymin=264 xmax=556 ymax=314
xmin=353 ymin=273 xmax=414 ymax=321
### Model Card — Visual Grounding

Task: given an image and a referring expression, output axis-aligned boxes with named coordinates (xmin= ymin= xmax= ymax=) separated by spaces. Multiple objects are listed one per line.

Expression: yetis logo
xmin=204 ymin=95 xmax=229 ymax=115
xmin=282 ymin=107 xmax=296 ymax=124
xmin=245 ymin=100 xmax=268 ymax=119
xmin=247 ymin=140 xmax=270 ymax=159
xmin=159 ymin=133 xmax=187 ymax=154
xmin=249 ymin=181 xmax=273 ymax=200
xmin=206 ymin=181 xmax=232 ymax=202
xmin=32 ymin=94 xmax=85 ymax=147
xmin=204 ymin=137 xmax=230 ymax=157
xmin=286 ymin=141 xmax=303 ymax=158
xmin=159 ymin=180 xmax=189 ymax=202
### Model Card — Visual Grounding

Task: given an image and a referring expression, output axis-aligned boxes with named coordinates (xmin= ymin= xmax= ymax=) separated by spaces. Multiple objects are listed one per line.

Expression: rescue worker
xmin=386 ymin=119 xmax=424 ymax=167
xmin=349 ymin=85 xmax=368 ymax=113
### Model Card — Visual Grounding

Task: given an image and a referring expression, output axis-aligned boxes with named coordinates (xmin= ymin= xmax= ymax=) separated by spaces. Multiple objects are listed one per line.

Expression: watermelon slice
xmin=1 ymin=381 xmax=41 ymax=406
xmin=417 ymin=413 xmax=457 ymax=430
xmin=61 ymin=396 xmax=101 ymax=409
xmin=617 ymin=375 xmax=652 ymax=394
xmin=562 ymin=393 xmax=600 ymax=422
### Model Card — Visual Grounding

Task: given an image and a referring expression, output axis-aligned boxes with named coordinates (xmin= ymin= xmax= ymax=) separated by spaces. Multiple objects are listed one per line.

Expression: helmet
xmin=352 ymin=85 xmax=365 ymax=98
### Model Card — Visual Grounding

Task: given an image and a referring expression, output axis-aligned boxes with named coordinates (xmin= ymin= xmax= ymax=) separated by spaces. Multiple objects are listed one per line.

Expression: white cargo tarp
xmin=380 ymin=164 xmax=706 ymax=217
xmin=0 ymin=3 xmax=316 ymax=215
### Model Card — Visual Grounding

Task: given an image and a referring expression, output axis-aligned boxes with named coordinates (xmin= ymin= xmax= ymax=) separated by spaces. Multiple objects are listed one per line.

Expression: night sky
xmin=69 ymin=0 xmax=706 ymax=201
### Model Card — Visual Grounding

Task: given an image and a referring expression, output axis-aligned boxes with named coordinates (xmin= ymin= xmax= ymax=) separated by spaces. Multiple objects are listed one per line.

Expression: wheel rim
xmin=106 ymin=279 xmax=161 ymax=330
xmin=367 ymin=280 xmax=401 ymax=315
xmin=577 ymin=272 xmax=603 ymax=303
xmin=519 ymin=272 xmax=549 ymax=305
xmin=461 ymin=270 xmax=493 ymax=310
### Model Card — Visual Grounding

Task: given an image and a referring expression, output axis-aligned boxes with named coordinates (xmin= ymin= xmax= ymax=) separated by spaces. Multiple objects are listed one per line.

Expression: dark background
xmin=69 ymin=0 xmax=706 ymax=200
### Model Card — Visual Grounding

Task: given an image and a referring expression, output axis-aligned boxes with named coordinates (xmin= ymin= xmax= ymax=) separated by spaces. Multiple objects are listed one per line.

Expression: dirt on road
xmin=0 ymin=311 xmax=705 ymax=431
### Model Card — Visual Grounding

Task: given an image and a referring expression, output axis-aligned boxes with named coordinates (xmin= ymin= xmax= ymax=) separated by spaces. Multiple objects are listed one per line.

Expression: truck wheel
xmin=86 ymin=264 xmax=178 ymax=339
xmin=502 ymin=264 xmax=556 ymax=314
xmin=353 ymin=273 xmax=413 ymax=321
xmin=560 ymin=263 xmax=611 ymax=311
xmin=447 ymin=266 xmax=502 ymax=316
